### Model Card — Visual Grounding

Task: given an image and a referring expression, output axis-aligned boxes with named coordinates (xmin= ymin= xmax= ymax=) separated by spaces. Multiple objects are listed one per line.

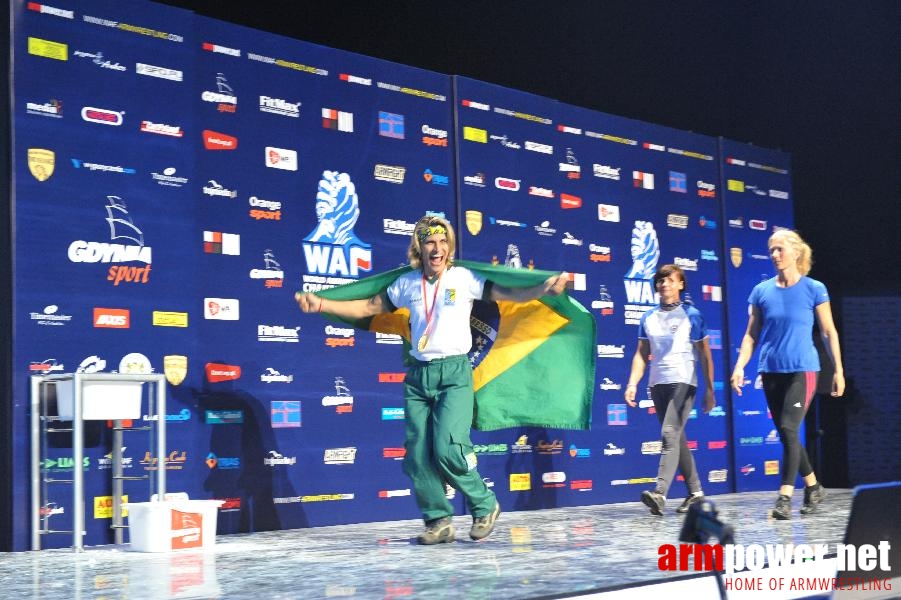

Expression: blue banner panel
xmin=454 ymin=76 xmax=730 ymax=507
xmin=719 ymin=138 xmax=795 ymax=493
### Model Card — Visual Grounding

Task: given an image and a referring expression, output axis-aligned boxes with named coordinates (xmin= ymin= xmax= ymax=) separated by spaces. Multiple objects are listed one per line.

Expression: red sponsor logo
xmin=560 ymin=193 xmax=582 ymax=209
xmin=570 ymin=479 xmax=593 ymax=490
xmin=336 ymin=405 xmax=353 ymax=414
xmin=81 ymin=107 xmax=123 ymax=126
xmin=203 ymin=130 xmax=238 ymax=150
xmin=383 ymin=447 xmax=406 ymax=459
xmin=708 ymin=440 xmax=728 ymax=450
xmin=495 ymin=177 xmax=520 ymax=191
xmin=749 ymin=219 xmax=767 ymax=230
xmin=205 ymin=362 xmax=241 ymax=383
xmin=219 ymin=497 xmax=241 ymax=510
xmin=687 ymin=441 xmax=699 ymax=450
xmin=378 ymin=372 xmax=405 ymax=383
xmin=93 ymin=308 xmax=130 ymax=328
xmin=590 ymin=254 xmax=611 ymax=263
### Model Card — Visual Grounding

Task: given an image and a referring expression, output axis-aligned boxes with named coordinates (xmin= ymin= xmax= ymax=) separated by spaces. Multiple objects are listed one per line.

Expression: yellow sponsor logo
xmin=509 ymin=472 xmax=531 ymax=491
xmin=153 ymin=311 xmax=188 ymax=327
xmin=730 ymin=247 xmax=743 ymax=268
xmin=764 ymin=460 xmax=780 ymax=475
xmin=164 ymin=355 xmax=188 ymax=386
xmin=93 ymin=495 xmax=129 ymax=519
xmin=28 ymin=148 xmax=55 ymax=181
xmin=463 ymin=126 xmax=487 ymax=143
xmin=727 ymin=179 xmax=745 ymax=192
xmin=465 ymin=210 xmax=482 ymax=236
xmin=28 ymin=37 xmax=68 ymax=61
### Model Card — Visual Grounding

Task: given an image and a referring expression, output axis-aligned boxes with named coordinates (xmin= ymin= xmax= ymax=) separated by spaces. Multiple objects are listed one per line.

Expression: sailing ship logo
xmin=322 ymin=376 xmax=354 ymax=409
xmin=68 ymin=196 xmax=152 ymax=285
xmin=249 ymin=249 xmax=284 ymax=287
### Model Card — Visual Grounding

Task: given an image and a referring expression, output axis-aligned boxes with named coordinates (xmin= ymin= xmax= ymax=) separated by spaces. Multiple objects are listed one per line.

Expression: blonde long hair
xmin=408 ymin=215 xmax=456 ymax=270
xmin=769 ymin=229 xmax=813 ymax=275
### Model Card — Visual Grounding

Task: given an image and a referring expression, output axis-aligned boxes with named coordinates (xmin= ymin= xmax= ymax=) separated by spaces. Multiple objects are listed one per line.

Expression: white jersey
xmin=387 ymin=265 xmax=486 ymax=362
xmin=638 ymin=304 xmax=707 ymax=386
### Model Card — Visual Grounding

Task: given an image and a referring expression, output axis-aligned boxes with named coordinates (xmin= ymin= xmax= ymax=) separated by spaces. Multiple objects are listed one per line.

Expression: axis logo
xmin=67 ymin=196 xmax=152 ymax=285
xmin=94 ymin=308 xmax=129 ymax=328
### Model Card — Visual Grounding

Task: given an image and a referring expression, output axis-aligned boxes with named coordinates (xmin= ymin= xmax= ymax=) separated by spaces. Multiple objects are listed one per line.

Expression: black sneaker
xmin=771 ymin=494 xmax=792 ymax=520
xmin=641 ymin=490 xmax=666 ymax=515
xmin=417 ymin=517 xmax=455 ymax=545
xmin=676 ymin=493 xmax=704 ymax=514
xmin=800 ymin=484 xmax=827 ymax=515
xmin=469 ymin=502 xmax=501 ymax=540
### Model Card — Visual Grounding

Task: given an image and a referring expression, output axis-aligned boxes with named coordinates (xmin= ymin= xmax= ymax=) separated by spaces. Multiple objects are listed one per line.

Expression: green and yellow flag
xmin=313 ymin=260 xmax=596 ymax=431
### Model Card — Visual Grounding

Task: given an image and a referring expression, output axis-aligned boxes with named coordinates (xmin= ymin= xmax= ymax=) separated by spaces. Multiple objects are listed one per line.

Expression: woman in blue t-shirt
xmin=730 ymin=229 xmax=845 ymax=520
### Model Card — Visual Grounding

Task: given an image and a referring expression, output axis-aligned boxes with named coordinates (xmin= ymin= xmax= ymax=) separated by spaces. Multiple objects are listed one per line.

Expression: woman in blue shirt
xmin=730 ymin=229 xmax=844 ymax=519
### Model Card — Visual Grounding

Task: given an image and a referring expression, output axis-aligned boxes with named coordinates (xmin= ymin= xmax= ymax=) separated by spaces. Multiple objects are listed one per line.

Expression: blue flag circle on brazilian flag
xmin=310 ymin=259 xmax=597 ymax=431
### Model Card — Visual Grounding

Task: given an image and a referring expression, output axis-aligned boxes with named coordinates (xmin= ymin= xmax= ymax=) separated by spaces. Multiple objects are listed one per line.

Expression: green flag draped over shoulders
xmin=311 ymin=260 xmax=596 ymax=431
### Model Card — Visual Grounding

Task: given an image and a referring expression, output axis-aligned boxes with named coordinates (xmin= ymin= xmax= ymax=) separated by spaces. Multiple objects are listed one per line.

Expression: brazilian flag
xmin=313 ymin=260 xmax=596 ymax=431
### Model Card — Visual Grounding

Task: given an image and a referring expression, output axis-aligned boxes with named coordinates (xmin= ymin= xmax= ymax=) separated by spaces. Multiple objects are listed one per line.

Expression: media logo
xmin=697 ymin=181 xmax=716 ymax=198
xmin=26 ymin=98 xmax=63 ymax=118
xmin=421 ymin=124 xmax=448 ymax=147
xmin=248 ymin=196 xmax=281 ymax=221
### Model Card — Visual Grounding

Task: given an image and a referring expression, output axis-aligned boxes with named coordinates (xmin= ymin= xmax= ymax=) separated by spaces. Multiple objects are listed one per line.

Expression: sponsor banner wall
xmin=9 ymin=1 xmax=791 ymax=550
xmin=719 ymin=139 xmax=795 ymax=492
xmin=456 ymin=77 xmax=731 ymax=504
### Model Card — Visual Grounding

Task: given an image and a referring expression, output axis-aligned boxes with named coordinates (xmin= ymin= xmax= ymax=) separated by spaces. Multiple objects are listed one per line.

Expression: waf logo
xmin=68 ymin=196 xmax=152 ymax=286
xmin=201 ymin=73 xmax=237 ymax=113
xmin=301 ymin=171 xmax=372 ymax=288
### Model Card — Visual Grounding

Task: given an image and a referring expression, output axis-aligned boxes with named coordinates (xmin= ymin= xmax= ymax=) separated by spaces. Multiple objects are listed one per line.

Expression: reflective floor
xmin=1 ymin=490 xmax=857 ymax=599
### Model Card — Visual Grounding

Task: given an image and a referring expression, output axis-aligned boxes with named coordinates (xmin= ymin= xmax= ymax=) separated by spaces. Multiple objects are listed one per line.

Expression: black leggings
xmin=761 ymin=372 xmax=818 ymax=487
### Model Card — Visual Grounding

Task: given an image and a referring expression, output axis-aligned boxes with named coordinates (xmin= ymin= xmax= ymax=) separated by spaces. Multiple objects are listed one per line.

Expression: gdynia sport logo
xmin=658 ymin=541 xmax=892 ymax=594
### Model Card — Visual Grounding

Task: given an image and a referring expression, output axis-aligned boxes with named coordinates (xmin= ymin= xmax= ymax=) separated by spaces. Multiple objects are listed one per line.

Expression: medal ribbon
xmin=420 ymin=271 xmax=443 ymax=348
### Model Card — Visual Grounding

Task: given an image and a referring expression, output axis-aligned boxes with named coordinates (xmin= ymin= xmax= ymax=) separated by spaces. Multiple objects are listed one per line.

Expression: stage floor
xmin=1 ymin=489 xmax=856 ymax=599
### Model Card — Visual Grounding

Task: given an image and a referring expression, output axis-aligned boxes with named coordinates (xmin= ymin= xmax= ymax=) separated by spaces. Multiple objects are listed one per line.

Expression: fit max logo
xmin=302 ymin=171 xmax=372 ymax=285
xmin=203 ymin=130 xmax=237 ymax=150
xmin=201 ymin=73 xmax=237 ymax=113
xmin=259 ymin=95 xmax=300 ymax=117
xmin=68 ymin=196 xmax=152 ymax=286
xmin=81 ymin=106 xmax=123 ymax=126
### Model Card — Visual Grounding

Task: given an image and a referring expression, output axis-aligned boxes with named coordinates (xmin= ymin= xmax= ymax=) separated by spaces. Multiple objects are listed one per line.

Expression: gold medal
xmin=418 ymin=334 xmax=428 ymax=352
